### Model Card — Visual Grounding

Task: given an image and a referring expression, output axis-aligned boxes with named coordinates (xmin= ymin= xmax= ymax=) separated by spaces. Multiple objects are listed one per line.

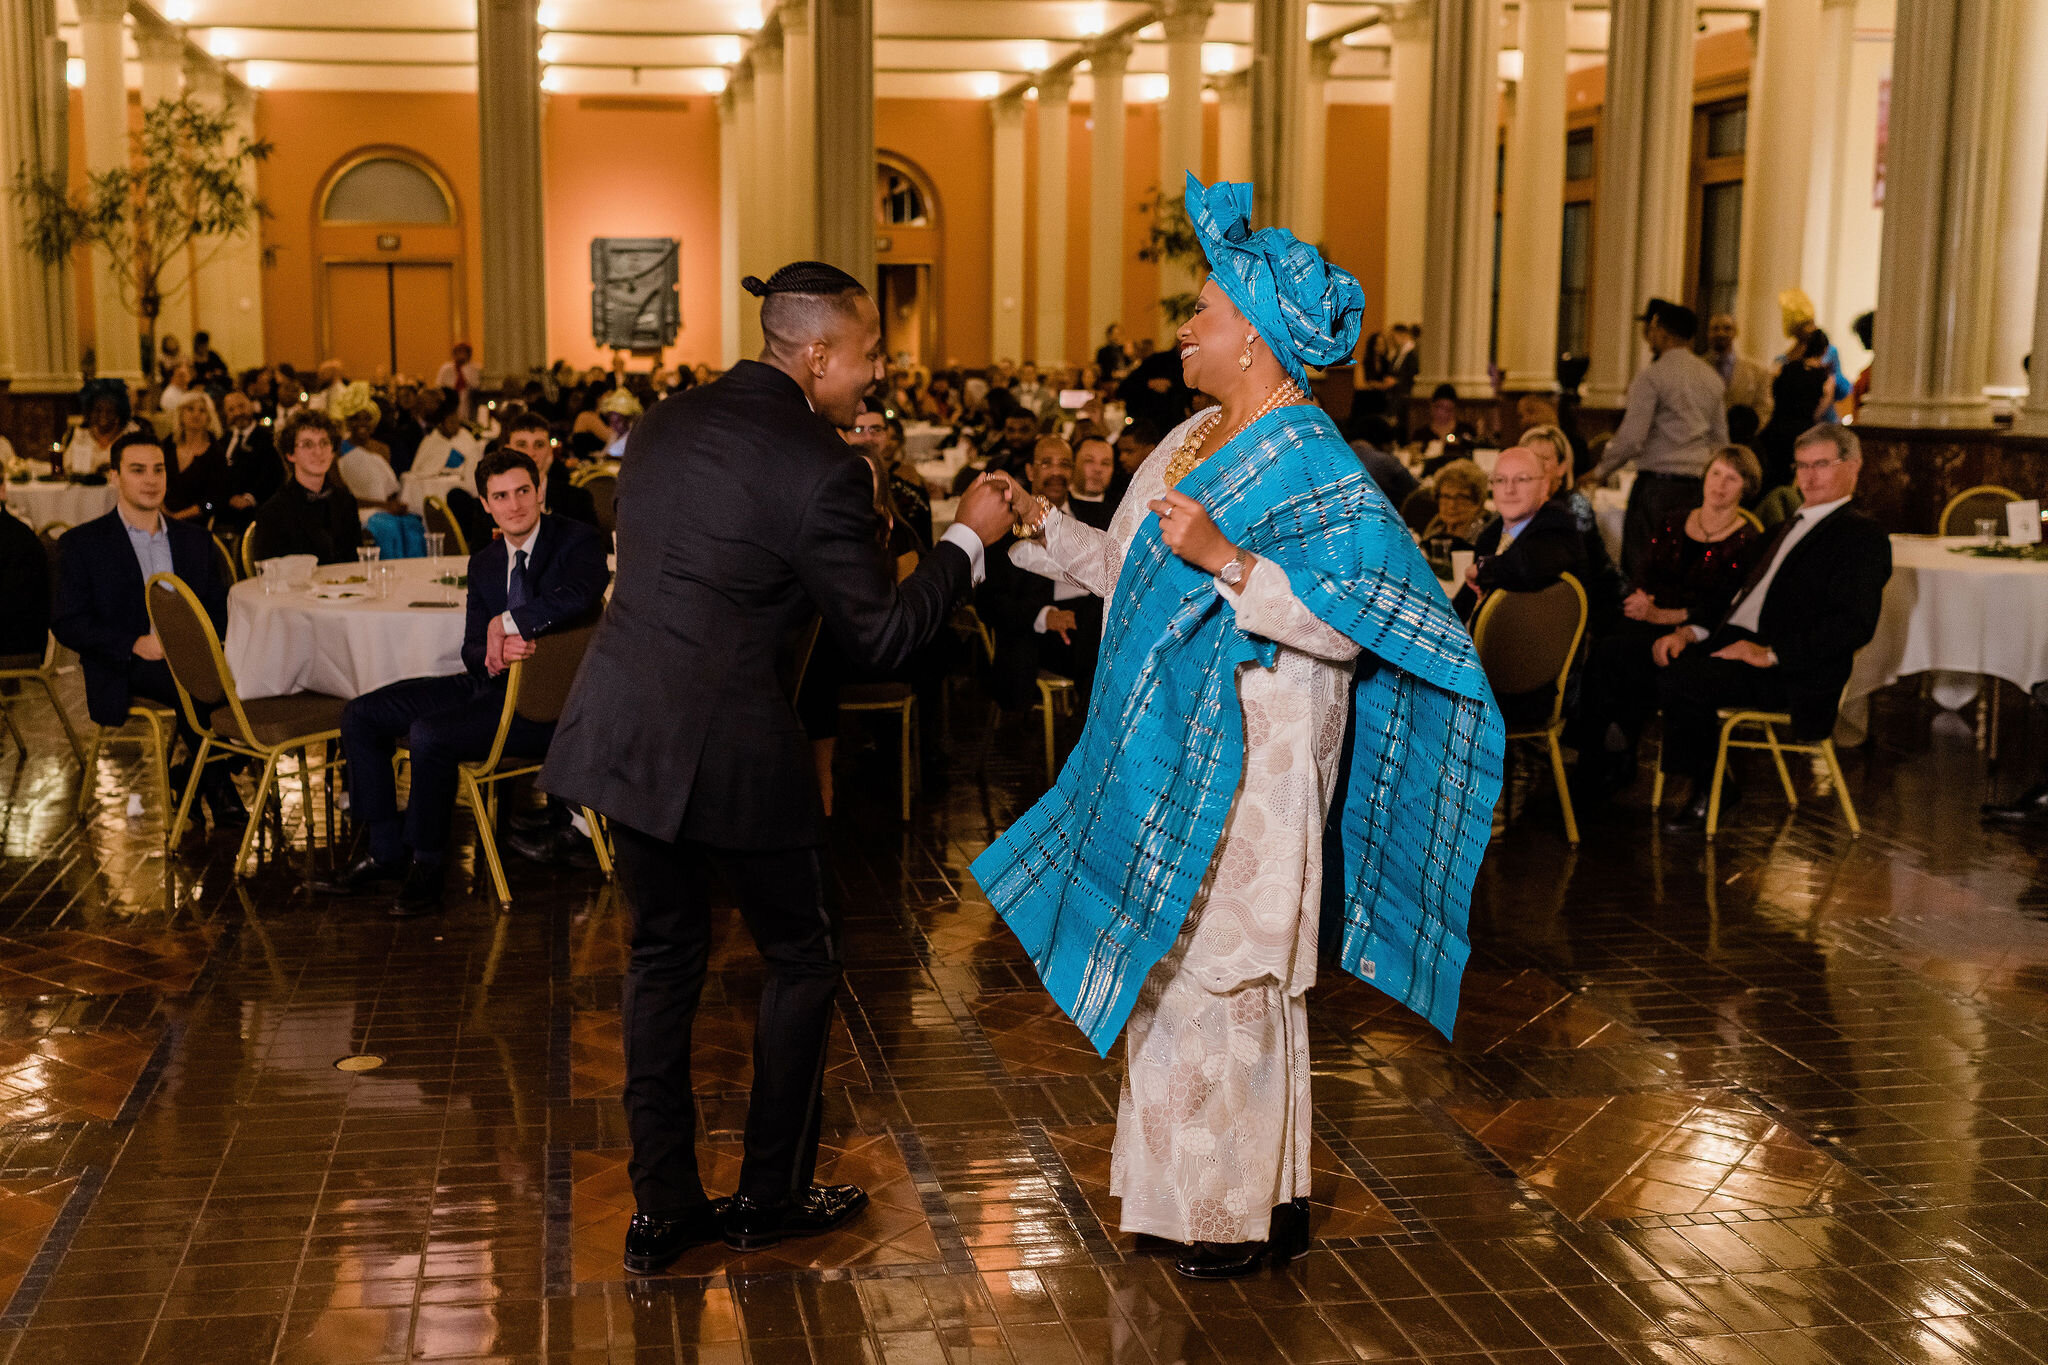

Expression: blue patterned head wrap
xmin=1183 ymin=172 xmax=1364 ymax=391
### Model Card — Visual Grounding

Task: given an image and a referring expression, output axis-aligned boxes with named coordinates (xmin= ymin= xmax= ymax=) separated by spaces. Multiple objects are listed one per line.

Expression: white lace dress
xmin=1009 ymin=411 xmax=1361 ymax=1244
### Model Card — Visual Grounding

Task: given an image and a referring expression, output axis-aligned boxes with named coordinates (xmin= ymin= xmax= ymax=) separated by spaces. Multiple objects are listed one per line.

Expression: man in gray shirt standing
xmin=1579 ymin=299 xmax=1728 ymax=581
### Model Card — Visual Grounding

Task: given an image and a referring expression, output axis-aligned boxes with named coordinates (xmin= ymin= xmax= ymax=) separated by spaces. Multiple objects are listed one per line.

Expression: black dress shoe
xmin=722 ymin=1183 xmax=869 ymax=1251
xmin=1984 ymin=780 xmax=2048 ymax=823
xmin=313 ymin=853 xmax=407 ymax=895
xmin=202 ymin=781 xmax=250 ymax=831
xmin=1174 ymin=1199 xmax=1311 ymax=1280
xmin=503 ymin=826 xmax=559 ymax=864
xmin=623 ymin=1201 xmax=728 ymax=1275
xmin=1662 ymin=775 xmax=1739 ymax=831
xmin=389 ymin=862 xmax=445 ymax=918
xmin=506 ymin=805 xmax=557 ymax=836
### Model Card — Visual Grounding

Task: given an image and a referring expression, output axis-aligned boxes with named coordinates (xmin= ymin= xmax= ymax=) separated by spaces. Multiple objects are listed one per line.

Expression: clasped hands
xmin=974 ymin=471 xmax=1240 ymax=577
xmin=486 ymin=615 xmax=536 ymax=675
xmin=1651 ymin=627 xmax=1774 ymax=669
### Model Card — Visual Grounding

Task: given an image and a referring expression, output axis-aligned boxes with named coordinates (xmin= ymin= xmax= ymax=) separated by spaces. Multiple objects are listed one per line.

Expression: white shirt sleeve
xmin=938 ymin=522 xmax=987 ymax=586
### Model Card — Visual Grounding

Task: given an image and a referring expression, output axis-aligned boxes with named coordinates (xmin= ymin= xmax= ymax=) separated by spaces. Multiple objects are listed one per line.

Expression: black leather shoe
xmin=1984 ymin=780 xmax=2048 ymax=823
xmin=389 ymin=862 xmax=445 ymax=918
xmin=623 ymin=1201 xmax=728 ymax=1275
xmin=1662 ymin=776 xmax=1738 ymax=831
xmin=503 ymin=827 xmax=559 ymax=864
xmin=313 ymin=853 xmax=407 ymax=896
xmin=506 ymin=805 xmax=557 ymax=836
xmin=1174 ymin=1199 xmax=1311 ymax=1280
xmin=722 ymin=1183 xmax=869 ymax=1251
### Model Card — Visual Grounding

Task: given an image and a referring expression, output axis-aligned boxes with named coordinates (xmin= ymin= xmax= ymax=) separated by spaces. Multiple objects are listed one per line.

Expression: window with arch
xmin=877 ymin=166 xmax=929 ymax=227
xmin=322 ymin=155 xmax=454 ymax=225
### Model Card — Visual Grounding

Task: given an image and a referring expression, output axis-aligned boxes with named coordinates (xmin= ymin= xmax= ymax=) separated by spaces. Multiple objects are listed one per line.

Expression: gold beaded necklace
xmin=1162 ymin=381 xmax=1307 ymax=486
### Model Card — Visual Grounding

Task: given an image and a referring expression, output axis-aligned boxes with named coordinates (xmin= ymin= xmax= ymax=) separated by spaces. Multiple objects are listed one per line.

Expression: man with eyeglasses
xmin=1649 ymin=423 xmax=1890 ymax=829
xmin=1451 ymin=446 xmax=1592 ymax=672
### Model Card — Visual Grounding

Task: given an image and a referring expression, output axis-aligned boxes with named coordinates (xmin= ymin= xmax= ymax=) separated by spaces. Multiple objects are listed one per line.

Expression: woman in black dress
xmin=163 ymin=393 xmax=229 ymax=526
xmin=1753 ymin=329 xmax=1839 ymax=494
xmin=1569 ymin=445 xmax=1765 ymax=796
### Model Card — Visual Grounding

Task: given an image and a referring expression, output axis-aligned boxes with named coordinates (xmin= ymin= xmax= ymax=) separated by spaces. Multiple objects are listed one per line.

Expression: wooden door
xmin=390 ymin=263 xmax=456 ymax=382
xmin=323 ymin=263 xmax=394 ymax=379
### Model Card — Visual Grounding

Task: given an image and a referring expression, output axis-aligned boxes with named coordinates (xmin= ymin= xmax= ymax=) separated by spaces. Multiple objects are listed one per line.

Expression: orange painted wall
xmin=1323 ymin=104 xmax=1391 ymax=340
xmin=876 ymin=99 xmax=992 ymax=368
xmin=544 ymin=95 xmax=722 ymax=369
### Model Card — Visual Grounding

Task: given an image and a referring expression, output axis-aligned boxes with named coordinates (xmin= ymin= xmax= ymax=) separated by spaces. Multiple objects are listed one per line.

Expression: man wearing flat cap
xmin=1578 ymin=298 xmax=1728 ymax=581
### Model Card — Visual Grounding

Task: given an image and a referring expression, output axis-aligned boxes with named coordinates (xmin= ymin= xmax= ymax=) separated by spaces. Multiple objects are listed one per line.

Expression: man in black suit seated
xmin=216 ymin=390 xmax=281 ymax=537
xmin=319 ymin=448 xmax=609 ymax=915
xmin=1067 ymin=432 xmax=1121 ymax=527
xmin=249 ymin=410 xmax=364 ymax=565
xmin=539 ymin=261 xmax=1016 ymax=1275
xmin=0 ymin=484 xmax=48 ymax=665
xmin=982 ymin=435 xmax=1105 ymax=708
xmin=503 ymin=412 xmax=597 ymax=528
xmin=1652 ymin=423 xmax=1891 ymax=828
xmin=50 ymin=432 xmax=242 ymax=828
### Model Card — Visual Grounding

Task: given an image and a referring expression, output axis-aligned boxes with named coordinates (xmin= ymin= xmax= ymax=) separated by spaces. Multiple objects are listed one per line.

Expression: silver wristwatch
xmin=1218 ymin=555 xmax=1247 ymax=587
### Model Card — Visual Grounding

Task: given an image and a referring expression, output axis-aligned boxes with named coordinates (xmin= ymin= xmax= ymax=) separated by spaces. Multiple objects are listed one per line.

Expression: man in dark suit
xmin=1068 ymin=432 xmax=1121 ymax=527
xmin=319 ymin=448 xmax=609 ymax=915
xmin=539 ymin=261 xmax=1015 ymax=1275
xmin=501 ymin=412 xmax=597 ymax=528
xmin=1652 ymin=424 xmax=1891 ymax=827
xmin=250 ymin=410 xmax=364 ymax=565
xmin=50 ymin=432 xmax=241 ymax=827
xmin=982 ymin=436 xmax=1104 ymax=709
xmin=0 ymin=486 xmax=48 ymax=664
xmin=216 ymin=390 xmax=281 ymax=537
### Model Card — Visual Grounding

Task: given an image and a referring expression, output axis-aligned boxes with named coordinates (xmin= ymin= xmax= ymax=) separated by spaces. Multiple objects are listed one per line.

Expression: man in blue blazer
xmin=51 ymin=431 xmax=242 ymax=828
xmin=320 ymin=447 xmax=610 ymax=915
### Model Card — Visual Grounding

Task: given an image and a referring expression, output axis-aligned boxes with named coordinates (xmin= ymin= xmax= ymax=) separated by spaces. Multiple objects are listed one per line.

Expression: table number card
xmin=2009 ymin=499 xmax=2042 ymax=544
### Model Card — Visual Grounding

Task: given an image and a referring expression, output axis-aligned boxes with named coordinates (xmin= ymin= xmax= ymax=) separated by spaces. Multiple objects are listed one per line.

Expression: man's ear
xmin=807 ymin=339 xmax=831 ymax=379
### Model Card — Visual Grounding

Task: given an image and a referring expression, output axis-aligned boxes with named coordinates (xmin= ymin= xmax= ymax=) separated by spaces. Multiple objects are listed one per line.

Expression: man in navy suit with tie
xmin=320 ymin=447 xmax=609 ymax=915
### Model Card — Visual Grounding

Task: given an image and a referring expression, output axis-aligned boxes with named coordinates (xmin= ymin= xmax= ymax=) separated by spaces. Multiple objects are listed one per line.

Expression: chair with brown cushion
xmin=838 ymin=682 xmax=919 ymax=821
xmin=211 ymin=532 xmax=240 ymax=585
xmin=1939 ymin=485 xmax=2022 ymax=538
xmin=0 ymin=632 xmax=86 ymax=763
xmin=145 ymin=572 xmax=347 ymax=875
xmin=1736 ymin=507 xmax=1764 ymax=532
xmin=423 ymin=495 xmax=469 ymax=555
xmin=239 ymin=522 xmax=260 ymax=577
xmin=1470 ymin=573 xmax=1587 ymax=843
xmin=574 ymin=470 xmax=618 ymax=535
xmin=75 ymin=699 xmax=177 ymax=831
xmin=962 ymin=605 xmax=1073 ymax=784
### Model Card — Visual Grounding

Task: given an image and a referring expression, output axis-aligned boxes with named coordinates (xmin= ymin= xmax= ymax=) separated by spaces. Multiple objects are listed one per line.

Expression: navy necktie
xmin=508 ymin=548 xmax=530 ymax=613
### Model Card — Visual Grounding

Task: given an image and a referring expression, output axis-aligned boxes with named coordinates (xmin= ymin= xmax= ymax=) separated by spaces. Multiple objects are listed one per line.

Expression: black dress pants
xmin=611 ymin=824 xmax=841 ymax=1215
xmin=1567 ymin=620 xmax=1667 ymax=757
xmin=1656 ymin=632 xmax=1791 ymax=782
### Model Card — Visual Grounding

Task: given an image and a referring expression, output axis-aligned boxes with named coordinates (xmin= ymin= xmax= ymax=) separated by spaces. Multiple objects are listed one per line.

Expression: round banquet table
xmin=398 ymin=469 xmax=466 ymax=516
xmin=225 ymin=557 xmax=469 ymax=700
xmin=1838 ymin=535 xmax=2048 ymax=740
xmin=5 ymin=478 xmax=116 ymax=532
xmin=902 ymin=423 xmax=948 ymax=460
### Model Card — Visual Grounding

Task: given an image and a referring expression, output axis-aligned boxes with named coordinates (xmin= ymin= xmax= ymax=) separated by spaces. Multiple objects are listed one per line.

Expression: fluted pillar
xmin=186 ymin=60 xmax=265 ymax=374
xmin=1861 ymin=0 xmax=2015 ymax=428
xmin=1296 ymin=42 xmax=1333 ymax=247
xmin=718 ymin=88 xmax=742 ymax=365
xmin=2018 ymin=155 xmax=2048 ymax=433
xmin=991 ymin=94 xmax=1026 ymax=363
xmin=1249 ymin=0 xmax=1307 ymax=233
xmin=1496 ymin=0 xmax=1566 ymax=392
xmin=733 ymin=60 xmax=762 ymax=356
xmin=1383 ymin=0 xmax=1431 ymax=329
xmin=477 ymin=0 xmax=547 ymax=378
xmin=781 ymin=0 xmax=817 ymax=263
xmin=1416 ymin=0 xmax=1497 ymax=398
xmin=1158 ymin=0 xmax=1212 ymax=327
xmin=135 ymin=20 xmax=181 ymax=111
xmin=1087 ymin=40 xmax=1130 ymax=354
xmin=1733 ymin=0 xmax=1822 ymax=359
xmin=1990 ymin=0 xmax=2048 ymax=396
xmin=813 ymin=0 xmax=875 ymax=289
xmin=77 ymin=0 xmax=137 ymax=379
xmin=1033 ymin=70 xmax=1072 ymax=367
xmin=0 ymin=0 xmax=76 ymax=389
xmin=753 ymin=23 xmax=788 ymax=274
xmin=1581 ymin=0 xmax=1695 ymax=408
xmin=1798 ymin=0 xmax=1860 ymax=334
xmin=1214 ymin=71 xmax=1251 ymax=183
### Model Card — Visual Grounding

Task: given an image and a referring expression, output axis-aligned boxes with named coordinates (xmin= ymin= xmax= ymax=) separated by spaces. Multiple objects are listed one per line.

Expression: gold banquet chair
xmin=145 ymin=572 xmax=348 ymax=874
xmin=1649 ymin=705 xmax=1861 ymax=840
xmin=572 ymin=468 xmax=618 ymax=536
xmin=76 ymin=700 xmax=178 ymax=831
xmin=239 ymin=522 xmax=261 ymax=578
xmin=1470 ymin=574 xmax=1587 ymax=843
xmin=963 ymin=604 xmax=1074 ymax=784
xmin=0 ymin=631 xmax=86 ymax=764
xmin=1939 ymin=484 xmax=2022 ymax=537
xmin=423 ymin=495 xmax=470 ymax=555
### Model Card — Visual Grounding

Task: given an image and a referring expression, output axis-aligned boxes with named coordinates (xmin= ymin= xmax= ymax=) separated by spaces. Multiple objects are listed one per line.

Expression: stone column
xmin=1733 ymin=0 xmax=1822 ymax=358
xmin=1296 ymin=42 xmax=1334 ymax=247
xmin=812 ymin=0 xmax=875 ymax=289
xmin=1798 ymin=0 xmax=1860 ymax=332
xmin=1416 ymin=0 xmax=1497 ymax=398
xmin=1990 ymin=0 xmax=2048 ymax=396
xmin=1496 ymin=0 xmax=1566 ymax=393
xmin=0 ymin=0 xmax=77 ymax=390
xmin=1214 ymin=71 xmax=1251 ymax=184
xmin=780 ymin=0 xmax=817 ymax=263
xmin=1861 ymin=0 xmax=2016 ymax=428
xmin=1086 ymin=39 xmax=1130 ymax=355
xmin=76 ymin=0 xmax=137 ymax=379
xmin=990 ymin=93 xmax=1026 ymax=364
xmin=718 ymin=88 xmax=742 ymax=364
xmin=1383 ymin=0 xmax=1431 ymax=330
xmin=1158 ymin=0 xmax=1212 ymax=329
xmin=135 ymin=19 xmax=182 ymax=112
xmin=185 ymin=59 xmax=265 ymax=375
xmin=1033 ymin=70 xmax=1072 ymax=367
xmin=476 ymin=0 xmax=547 ymax=379
xmin=2017 ymin=154 xmax=2048 ymax=433
xmin=1580 ymin=0 xmax=1695 ymax=409
xmin=753 ymin=21 xmax=788 ymax=273
xmin=733 ymin=60 xmax=762 ymax=357
xmin=1249 ymin=0 xmax=1307 ymax=232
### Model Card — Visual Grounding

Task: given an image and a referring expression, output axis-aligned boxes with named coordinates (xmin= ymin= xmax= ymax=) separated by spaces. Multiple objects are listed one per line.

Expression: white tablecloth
xmin=226 ymin=557 xmax=469 ymax=700
xmin=1592 ymin=488 xmax=1628 ymax=563
xmin=398 ymin=469 xmax=466 ymax=517
xmin=902 ymin=423 xmax=949 ymax=460
xmin=5 ymin=479 xmax=116 ymax=532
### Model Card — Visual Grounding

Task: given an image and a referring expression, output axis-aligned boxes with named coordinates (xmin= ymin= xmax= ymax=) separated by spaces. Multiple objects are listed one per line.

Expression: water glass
xmin=356 ymin=545 xmax=380 ymax=566
xmin=1977 ymin=517 xmax=2000 ymax=545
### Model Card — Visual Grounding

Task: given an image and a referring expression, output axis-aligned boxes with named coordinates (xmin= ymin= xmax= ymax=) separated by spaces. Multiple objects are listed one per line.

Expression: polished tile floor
xmin=3 ymin=673 xmax=2048 ymax=1363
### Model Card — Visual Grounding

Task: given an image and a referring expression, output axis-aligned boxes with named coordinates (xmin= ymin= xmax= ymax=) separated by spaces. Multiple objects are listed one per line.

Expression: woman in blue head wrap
xmin=972 ymin=176 xmax=1503 ymax=1279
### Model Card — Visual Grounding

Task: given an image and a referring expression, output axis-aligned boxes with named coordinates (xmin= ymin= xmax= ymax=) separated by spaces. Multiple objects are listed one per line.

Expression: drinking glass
xmin=422 ymin=532 xmax=446 ymax=603
xmin=356 ymin=544 xmax=380 ymax=566
xmin=1976 ymin=518 xmax=1999 ymax=545
xmin=1428 ymin=535 xmax=1454 ymax=577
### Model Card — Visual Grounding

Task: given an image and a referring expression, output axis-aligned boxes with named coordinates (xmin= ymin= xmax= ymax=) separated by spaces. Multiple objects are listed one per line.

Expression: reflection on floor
xmin=2 ymin=673 xmax=2048 ymax=1363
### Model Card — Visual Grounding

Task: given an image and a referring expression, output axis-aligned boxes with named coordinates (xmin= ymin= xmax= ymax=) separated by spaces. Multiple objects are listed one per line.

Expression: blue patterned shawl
xmin=970 ymin=405 xmax=1504 ymax=1055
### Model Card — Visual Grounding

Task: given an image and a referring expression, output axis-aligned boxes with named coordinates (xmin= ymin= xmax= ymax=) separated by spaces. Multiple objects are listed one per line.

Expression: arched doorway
xmin=312 ymin=148 xmax=465 ymax=381
xmin=874 ymin=154 xmax=941 ymax=367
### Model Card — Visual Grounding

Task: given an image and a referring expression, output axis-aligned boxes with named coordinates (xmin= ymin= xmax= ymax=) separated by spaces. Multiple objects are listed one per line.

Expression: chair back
xmin=423 ymin=495 xmax=469 ymax=555
xmin=511 ymin=623 xmax=598 ymax=725
xmin=1736 ymin=507 xmax=1763 ymax=532
xmin=239 ymin=522 xmax=260 ymax=577
xmin=211 ymin=532 xmax=239 ymax=584
xmin=144 ymin=572 xmax=245 ymax=738
xmin=1399 ymin=486 xmax=1437 ymax=533
xmin=1939 ymin=484 xmax=2022 ymax=537
xmin=1470 ymin=573 xmax=1587 ymax=730
xmin=581 ymin=473 xmax=618 ymax=534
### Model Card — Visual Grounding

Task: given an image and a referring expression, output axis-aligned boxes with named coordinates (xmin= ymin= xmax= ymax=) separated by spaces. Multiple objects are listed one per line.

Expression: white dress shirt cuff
xmin=1688 ymin=625 xmax=1709 ymax=642
xmin=939 ymin=522 xmax=987 ymax=586
xmin=1032 ymin=606 xmax=1050 ymax=633
xmin=500 ymin=610 xmax=520 ymax=636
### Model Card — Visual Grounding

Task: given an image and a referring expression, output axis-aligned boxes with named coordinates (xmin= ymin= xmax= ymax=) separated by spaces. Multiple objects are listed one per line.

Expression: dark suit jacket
xmin=250 ymin=478 xmax=363 ymax=565
xmin=0 ymin=511 xmax=49 ymax=660
xmin=1453 ymin=500 xmax=1589 ymax=622
xmin=460 ymin=513 xmax=611 ymax=679
xmin=540 ymin=360 xmax=973 ymax=849
xmin=50 ymin=509 xmax=227 ymax=725
xmin=223 ymin=423 xmax=282 ymax=508
xmin=978 ymin=526 xmax=1104 ymax=711
xmin=1067 ymin=494 xmax=1117 ymax=531
xmin=544 ymin=464 xmax=599 ymax=528
xmin=1712 ymin=501 xmax=1892 ymax=738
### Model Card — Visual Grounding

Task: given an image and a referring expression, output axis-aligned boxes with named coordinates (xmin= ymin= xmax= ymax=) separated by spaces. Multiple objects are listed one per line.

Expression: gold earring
xmin=1239 ymin=335 xmax=1255 ymax=371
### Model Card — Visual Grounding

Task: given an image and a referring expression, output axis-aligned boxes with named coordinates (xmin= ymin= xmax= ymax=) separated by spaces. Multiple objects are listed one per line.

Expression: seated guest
xmin=217 ymin=391 xmax=281 ymax=536
xmin=1344 ymin=413 xmax=1419 ymax=510
xmin=250 ymin=410 xmax=364 ymax=565
xmin=382 ymin=379 xmax=427 ymax=474
xmin=64 ymin=380 xmax=138 ymax=475
xmin=1419 ymin=458 xmax=1488 ymax=548
xmin=1652 ymin=425 xmax=1890 ymax=828
xmin=332 ymin=383 xmax=426 ymax=558
xmin=1522 ymin=422 xmax=1624 ymax=632
xmin=980 ymin=436 xmax=1103 ymax=710
xmin=319 ymin=448 xmax=611 ymax=915
xmin=1416 ymin=383 xmax=1476 ymax=476
xmin=414 ymin=390 xmax=484 ymax=478
xmin=1452 ymin=444 xmax=1588 ymax=628
xmin=1068 ymin=432 xmax=1121 ymax=527
xmin=1114 ymin=420 xmax=1160 ymax=483
xmin=164 ymin=393 xmax=229 ymax=525
xmin=848 ymin=400 xmax=931 ymax=545
xmin=50 ymin=432 xmax=242 ymax=828
xmin=1569 ymin=445 xmax=1764 ymax=796
xmin=0 ymin=482 xmax=49 ymax=664
xmin=502 ymin=412 xmax=596 ymax=528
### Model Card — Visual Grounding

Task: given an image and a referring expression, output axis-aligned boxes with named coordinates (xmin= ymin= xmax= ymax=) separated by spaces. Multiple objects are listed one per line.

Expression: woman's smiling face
xmin=1175 ymin=278 xmax=1251 ymax=397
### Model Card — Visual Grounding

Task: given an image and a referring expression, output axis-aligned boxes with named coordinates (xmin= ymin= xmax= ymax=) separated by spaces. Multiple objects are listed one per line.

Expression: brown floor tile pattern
xmin=0 ymin=1028 xmax=159 ymax=1126
xmin=569 ymin=1008 xmax=869 ymax=1101
xmin=0 ymin=1176 xmax=74 ymax=1310
xmin=0 ymin=931 xmax=212 ymax=999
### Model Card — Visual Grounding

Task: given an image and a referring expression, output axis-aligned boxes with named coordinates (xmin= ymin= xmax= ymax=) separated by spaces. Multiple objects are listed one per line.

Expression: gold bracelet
xmin=1012 ymin=497 xmax=1053 ymax=542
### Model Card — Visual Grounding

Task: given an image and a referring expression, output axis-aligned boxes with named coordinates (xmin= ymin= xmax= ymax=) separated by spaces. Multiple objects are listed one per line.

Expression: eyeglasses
xmin=1793 ymin=454 xmax=1853 ymax=472
xmin=1489 ymin=475 xmax=1544 ymax=490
